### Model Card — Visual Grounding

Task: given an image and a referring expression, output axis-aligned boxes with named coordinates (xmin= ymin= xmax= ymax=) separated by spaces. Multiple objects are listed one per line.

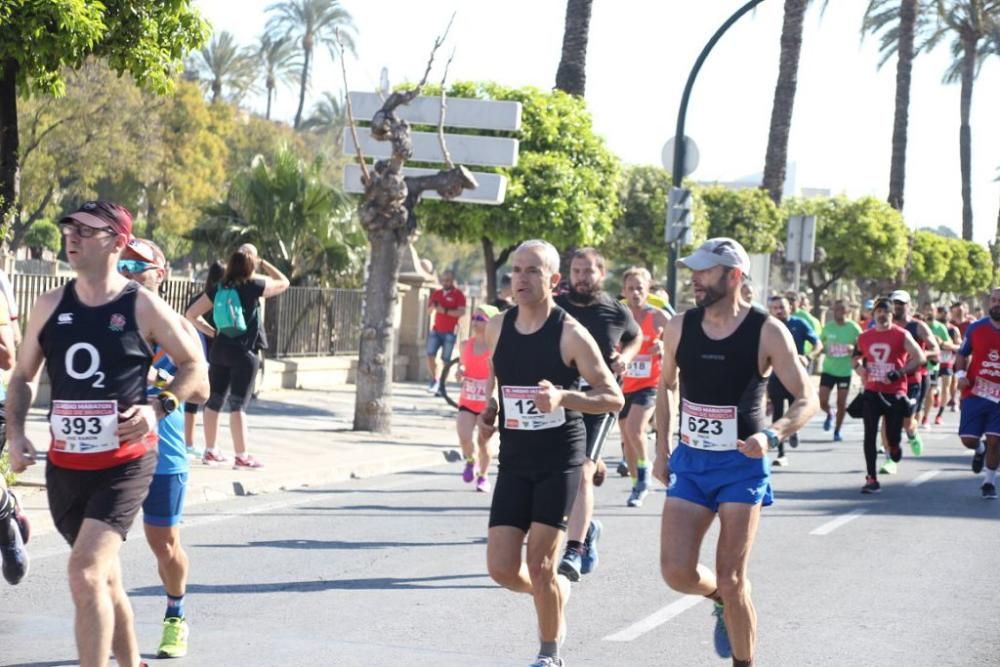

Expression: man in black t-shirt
xmin=554 ymin=248 xmax=641 ymax=582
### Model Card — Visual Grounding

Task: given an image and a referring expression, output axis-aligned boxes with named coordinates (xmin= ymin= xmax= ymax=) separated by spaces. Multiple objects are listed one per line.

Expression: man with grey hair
xmin=654 ymin=238 xmax=817 ymax=666
xmin=479 ymin=239 xmax=623 ymax=666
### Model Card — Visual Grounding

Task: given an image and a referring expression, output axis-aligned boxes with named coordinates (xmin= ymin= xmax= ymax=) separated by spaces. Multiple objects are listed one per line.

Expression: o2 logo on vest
xmin=65 ymin=342 xmax=106 ymax=389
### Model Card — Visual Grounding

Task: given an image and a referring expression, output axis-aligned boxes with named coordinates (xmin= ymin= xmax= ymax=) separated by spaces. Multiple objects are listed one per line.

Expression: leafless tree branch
xmin=335 ymin=28 xmax=369 ymax=185
xmin=437 ymin=47 xmax=456 ymax=170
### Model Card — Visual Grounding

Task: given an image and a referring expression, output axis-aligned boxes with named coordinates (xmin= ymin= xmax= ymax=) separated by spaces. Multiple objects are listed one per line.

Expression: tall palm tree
xmin=266 ymin=0 xmax=356 ymax=129
xmin=300 ymin=91 xmax=346 ymax=154
xmin=863 ymin=0 xmax=934 ymax=211
xmin=259 ymin=34 xmax=300 ymax=120
xmin=188 ymin=31 xmax=258 ymax=104
xmin=555 ymin=0 xmax=594 ymax=96
xmin=931 ymin=0 xmax=1000 ymax=240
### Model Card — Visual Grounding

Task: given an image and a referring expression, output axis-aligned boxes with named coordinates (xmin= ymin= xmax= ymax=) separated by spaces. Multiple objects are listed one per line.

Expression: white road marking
xmin=810 ymin=508 xmax=867 ymax=536
xmin=905 ymin=470 xmax=940 ymax=487
xmin=603 ymin=595 xmax=704 ymax=642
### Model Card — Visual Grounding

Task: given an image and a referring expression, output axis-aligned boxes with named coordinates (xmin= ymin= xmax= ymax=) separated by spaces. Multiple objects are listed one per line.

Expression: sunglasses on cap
xmin=118 ymin=259 xmax=158 ymax=274
xmin=472 ymin=314 xmax=490 ymax=322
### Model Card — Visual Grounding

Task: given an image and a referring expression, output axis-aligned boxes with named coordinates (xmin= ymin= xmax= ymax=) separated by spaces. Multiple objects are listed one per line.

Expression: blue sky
xmin=196 ymin=0 xmax=1000 ymax=246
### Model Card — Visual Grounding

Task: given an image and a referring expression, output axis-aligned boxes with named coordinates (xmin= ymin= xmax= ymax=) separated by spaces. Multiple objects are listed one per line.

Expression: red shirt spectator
xmin=428 ymin=272 xmax=466 ymax=335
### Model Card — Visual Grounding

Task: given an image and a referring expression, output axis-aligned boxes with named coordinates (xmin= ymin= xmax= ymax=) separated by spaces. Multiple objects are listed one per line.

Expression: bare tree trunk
xmin=354 ymin=227 xmax=403 ymax=432
xmin=0 ymin=59 xmax=20 ymax=234
xmin=554 ymin=0 xmax=593 ymax=97
xmin=266 ymin=84 xmax=274 ymax=120
xmin=887 ymin=0 xmax=916 ymax=211
xmin=959 ymin=36 xmax=975 ymax=241
xmin=294 ymin=43 xmax=312 ymax=130
xmin=211 ymin=79 xmax=222 ymax=104
xmin=762 ymin=0 xmax=807 ymax=205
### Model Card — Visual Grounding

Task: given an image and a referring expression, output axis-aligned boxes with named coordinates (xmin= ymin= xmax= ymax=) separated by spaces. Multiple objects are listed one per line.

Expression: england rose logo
xmin=109 ymin=313 xmax=126 ymax=332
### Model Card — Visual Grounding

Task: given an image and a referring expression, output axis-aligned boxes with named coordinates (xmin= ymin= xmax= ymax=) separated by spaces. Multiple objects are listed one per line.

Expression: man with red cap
xmin=6 ymin=202 xmax=208 ymax=667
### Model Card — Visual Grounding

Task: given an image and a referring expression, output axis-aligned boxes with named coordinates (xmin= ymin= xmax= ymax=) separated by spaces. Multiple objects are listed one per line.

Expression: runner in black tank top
xmin=480 ymin=240 xmax=623 ymax=667
xmin=654 ymin=238 xmax=818 ymax=667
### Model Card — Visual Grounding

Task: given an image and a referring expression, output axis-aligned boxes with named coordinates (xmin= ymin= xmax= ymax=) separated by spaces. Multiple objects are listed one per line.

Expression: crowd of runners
xmin=0 ymin=200 xmax=997 ymax=667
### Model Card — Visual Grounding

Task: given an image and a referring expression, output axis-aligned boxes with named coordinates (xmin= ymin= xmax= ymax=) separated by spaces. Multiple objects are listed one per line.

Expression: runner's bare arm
xmin=476 ymin=313 xmax=504 ymax=435
xmin=138 ymin=291 xmax=208 ymax=407
xmin=761 ymin=317 xmax=818 ymax=442
xmin=184 ymin=294 xmax=217 ymax=338
xmin=617 ymin=327 xmax=643 ymax=365
xmin=900 ymin=330 xmax=928 ymax=374
xmin=653 ymin=313 xmax=683 ymax=482
xmin=0 ymin=318 xmax=14 ymax=371
xmin=917 ymin=320 xmax=940 ymax=361
xmin=556 ymin=320 xmax=624 ymax=414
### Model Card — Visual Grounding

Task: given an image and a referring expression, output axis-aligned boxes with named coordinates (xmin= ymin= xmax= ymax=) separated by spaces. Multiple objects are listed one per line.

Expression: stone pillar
xmin=397 ymin=243 xmax=437 ymax=382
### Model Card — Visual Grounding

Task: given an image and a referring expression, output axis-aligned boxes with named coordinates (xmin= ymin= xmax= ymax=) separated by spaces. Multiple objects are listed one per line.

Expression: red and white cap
xmin=60 ymin=201 xmax=133 ymax=237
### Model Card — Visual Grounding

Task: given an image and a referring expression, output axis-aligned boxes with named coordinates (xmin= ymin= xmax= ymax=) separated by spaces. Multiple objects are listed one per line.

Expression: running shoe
xmin=626 ymin=486 xmax=648 ymax=507
xmin=833 ymin=431 xmax=844 ymax=443
xmin=982 ymin=483 xmax=998 ymax=500
xmin=557 ymin=548 xmax=582 ymax=582
xmin=934 ymin=414 xmax=943 ymax=426
xmin=616 ymin=460 xmax=629 ymax=477
xmin=712 ymin=602 xmax=732 ymax=658
xmin=823 ymin=413 xmax=832 ymax=431
xmin=528 ymin=656 xmax=564 ymax=667
xmin=202 ymin=449 xmax=228 ymax=464
xmin=186 ymin=445 xmax=205 ymax=460
xmin=157 ymin=617 xmax=189 ymax=658
xmin=789 ymin=434 xmax=799 ymax=449
xmin=462 ymin=461 xmax=475 ymax=483
xmin=475 ymin=476 xmax=491 ymax=493
xmin=773 ymin=456 xmax=789 ymax=467
xmin=0 ymin=515 xmax=28 ymax=585
xmin=920 ymin=415 xmax=929 ymax=427
xmin=879 ymin=459 xmax=898 ymax=475
xmin=972 ymin=447 xmax=986 ymax=474
xmin=426 ymin=379 xmax=439 ymax=394
xmin=233 ymin=454 xmax=262 ymax=469
xmin=861 ymin=476 xmax=881 ymax=494
xmin=948 ymin=400 xmax=956 ymax=412
xmin=580 ymin=520 xmax=602 ymax=575
xmin=908 ymin=432 xmax=923 ymax=457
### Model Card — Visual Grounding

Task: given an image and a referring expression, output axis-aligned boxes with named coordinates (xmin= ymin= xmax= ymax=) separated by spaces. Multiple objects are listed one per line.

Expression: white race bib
xmin=940 ymin=349 xmax=954 ymax=364
xmin=680 ymin=399 xmax=738 ymax=451
xmin=502 ymin=385 xmax=566 ymax=431
xmin=827 ymin=343 xmax=852 ymax=358
xmin=868 ymin=362 xmax=892 ymax=383
xmin=460 ymin=378 xmax=488 ymax=403
xmin=972 ymin=377 xmax=1000 ymax=403
xmin=626 ymin=355 xmax=652 ymax=378
xmin=50 ymin=400 xmax=119 ymax=454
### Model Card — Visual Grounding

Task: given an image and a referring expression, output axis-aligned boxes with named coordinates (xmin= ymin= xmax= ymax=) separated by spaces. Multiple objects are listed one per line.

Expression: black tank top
xmin=676 ymin=306 xmax=768 ymax=442
xmin=493 ymin=306 xmax=586 ymax=469
xmin=40 ymin=280 xmax=153 ymax=409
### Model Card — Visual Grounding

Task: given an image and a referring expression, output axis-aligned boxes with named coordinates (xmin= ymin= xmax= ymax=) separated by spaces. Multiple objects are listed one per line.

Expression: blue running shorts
xmin=666 ymin=444 xmax=773 ymax=512
xmin=143 ymin=472 xmax=188 ymax=527
xmin=959 ymin=395 xmax=1000 ymax=440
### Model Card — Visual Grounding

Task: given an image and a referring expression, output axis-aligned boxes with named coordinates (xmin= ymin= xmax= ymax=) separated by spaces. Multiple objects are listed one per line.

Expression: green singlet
xmin=820 ymin=319 xmax=862 ymax=378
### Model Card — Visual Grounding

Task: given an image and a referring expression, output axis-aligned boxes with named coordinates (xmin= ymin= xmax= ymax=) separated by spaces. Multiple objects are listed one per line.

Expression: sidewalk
xmin=14 ymin=382 xmax=464 ymax=538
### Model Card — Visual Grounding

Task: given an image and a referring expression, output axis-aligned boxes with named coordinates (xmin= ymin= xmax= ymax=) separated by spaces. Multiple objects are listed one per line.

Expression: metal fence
xmin=263 ymin=287 xmax=364 ymax=358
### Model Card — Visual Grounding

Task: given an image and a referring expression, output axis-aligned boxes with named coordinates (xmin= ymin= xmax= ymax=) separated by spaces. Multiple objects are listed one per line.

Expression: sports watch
xmin=157 ymin=391 xmax=179 ymax=416
xmin=762 ymin=428 xmax=780 ymax=450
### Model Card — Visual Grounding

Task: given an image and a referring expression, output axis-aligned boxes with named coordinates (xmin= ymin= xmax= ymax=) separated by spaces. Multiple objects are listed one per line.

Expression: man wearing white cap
xmin=654 ymin=238 xmax=817 ymax=666
xmin=889 ymin=289 xmax=939 ymax=464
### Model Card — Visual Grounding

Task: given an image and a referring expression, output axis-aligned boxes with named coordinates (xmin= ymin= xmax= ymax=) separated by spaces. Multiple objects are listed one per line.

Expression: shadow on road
xmin=194 ymin=537 xmax=487 ymax=550
xmin=129 ymin=573 xmax=494 ymax=595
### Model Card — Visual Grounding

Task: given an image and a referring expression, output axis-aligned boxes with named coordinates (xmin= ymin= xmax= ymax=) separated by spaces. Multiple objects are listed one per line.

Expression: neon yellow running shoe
xmin=908 ymin=432 xmax=923 ymax=456
xmin=157 ymin=617 xmax=189 ymax=658
xmin=879 ymin=459 xmax=898 ymax=475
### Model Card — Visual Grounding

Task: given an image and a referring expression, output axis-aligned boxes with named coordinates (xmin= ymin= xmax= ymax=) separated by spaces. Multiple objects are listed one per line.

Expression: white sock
xmin=984 ymin=468 xmax=997 ymax=485
xmin=204 ymin=447 xmax=215 ymax=453
xmin=976 ymin=441 xmax=986 ymax=454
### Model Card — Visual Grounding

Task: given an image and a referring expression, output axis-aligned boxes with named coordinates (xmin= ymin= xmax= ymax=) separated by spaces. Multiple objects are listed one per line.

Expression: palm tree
xmin=187 ymin=31 xmax=258 ymax=104
xmin=863 ymin=0 xmax=932 ymax=211
xmin=266 ymin=0 xmax=356 ymax=129
xmin=259 ymin=34 xmax=300 ymax=120
xmin=762 ymin=0 xmax=810 ymax=204
xmin=300 ymin=91 xmax=346 ymax=153
xmin=555 ymin=0 xmax=594 ymax=96
xmin=930 ymin=0 xmax=1000 ymax=240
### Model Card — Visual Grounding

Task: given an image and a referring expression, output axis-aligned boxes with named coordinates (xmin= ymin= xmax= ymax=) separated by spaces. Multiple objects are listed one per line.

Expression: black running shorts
xmin=46 ymin=450 xmax=156 ymax=545
xmin=583 ymin=412 xmax=615 ymax=460
xmin=488 ymin=465 xmax=583 ymax=532
xmin=819 ymin=373 xmax=851 ymax=390
xmin=619 ymin=387 xmax=656 ymax=420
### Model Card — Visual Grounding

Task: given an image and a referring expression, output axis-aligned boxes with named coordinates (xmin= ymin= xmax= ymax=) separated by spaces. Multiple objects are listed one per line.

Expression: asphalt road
xmin=1 ymin=411 xmax=997 ymax=667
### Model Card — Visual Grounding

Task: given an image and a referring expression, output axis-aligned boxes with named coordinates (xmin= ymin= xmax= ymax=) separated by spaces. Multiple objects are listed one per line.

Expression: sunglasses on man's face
xmin=118 ymin=259 xmax=158 ymax=274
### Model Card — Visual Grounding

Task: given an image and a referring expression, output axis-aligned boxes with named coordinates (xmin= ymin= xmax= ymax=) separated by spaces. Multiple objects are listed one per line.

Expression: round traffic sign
xmin=662 ymin=136 xmax=700 ymax=177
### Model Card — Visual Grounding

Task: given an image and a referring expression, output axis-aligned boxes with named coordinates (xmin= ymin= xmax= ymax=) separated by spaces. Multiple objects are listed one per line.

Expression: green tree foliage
xmin=415 ymin=82 xmax=621 ymax=299
xmin=782 ymin=195 xmax=909 ymax=303
xmin=938 ymin=237 xmax=994 ymax=296
xmin=700 ymin=185 xmax=783 ymax=254
xmin=185 ymin=30 xmax=259 ymax=104
xmin=191 ymin=147 xmax=364 ymax=286
xmin=0 ymin=0 xmax=209 ymax=228
xmin=908 ymin=229 xmax=954 ymax=290
xmin=258 ymin=34 xmax=300 ymax=120
xmin=23 ymin=218 xmax=60 ymax=258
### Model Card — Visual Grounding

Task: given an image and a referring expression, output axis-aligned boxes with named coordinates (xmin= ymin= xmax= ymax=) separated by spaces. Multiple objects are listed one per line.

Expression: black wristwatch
xmin=158 ymin=391 xmax=179 ymax=416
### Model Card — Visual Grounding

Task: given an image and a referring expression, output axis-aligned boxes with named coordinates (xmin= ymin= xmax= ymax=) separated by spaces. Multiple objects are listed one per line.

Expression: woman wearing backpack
xmin=182 ymin=261 xmax=225 ymax=458
xmin=185 ymin=247 xmax=289 ymax=468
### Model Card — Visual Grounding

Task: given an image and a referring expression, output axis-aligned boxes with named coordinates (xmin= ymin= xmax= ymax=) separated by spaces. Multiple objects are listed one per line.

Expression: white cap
xmin=678 ymin=238 xmax=751 ymax=274
xmin=889 ymin=289 xmax=911 ymax=304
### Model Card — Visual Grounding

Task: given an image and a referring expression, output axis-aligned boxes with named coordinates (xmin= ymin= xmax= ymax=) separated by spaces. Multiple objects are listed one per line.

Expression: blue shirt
xmin=783 ymin=315 xmax=819 ymax=355
xmin=148 ymin=346 xmax=189 ymax=476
